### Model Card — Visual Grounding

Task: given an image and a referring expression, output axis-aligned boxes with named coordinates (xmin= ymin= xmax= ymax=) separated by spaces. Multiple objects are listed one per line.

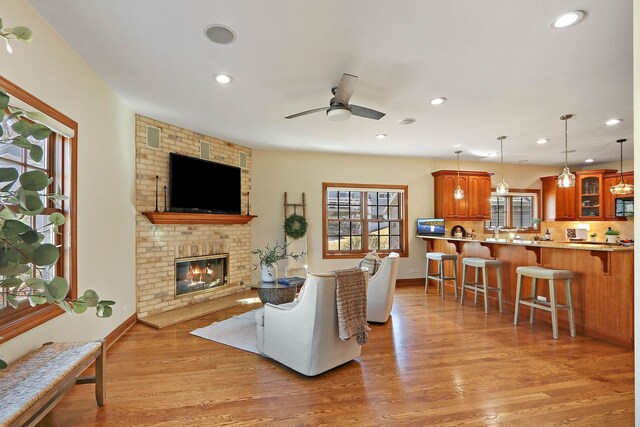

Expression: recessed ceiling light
xmin=204 ymin=25 xmax=236 ymax=44
xmin=214 ymin=74 xmax=233 ymax=84
xmin=430 ymin=97 xmax=447 ymax=106
xmin=605 ymin=118 xmax=622 ymax=126
xmin=375 ymin=133 xmax=387 ymax=139
xmin=452 ymin=144 xmax=461 ymax=148
xmin=585 ymin=158 xmax=595 ymax=163
xmin=487 ymin=152 xmax=498 ymax=158
xmin=397 ymin=118 xmax=416 ymax=125
xmin=537 ymin=138 xmax=549 ymax=145
xmin=550 ymin=11 xmax=585 ymax=29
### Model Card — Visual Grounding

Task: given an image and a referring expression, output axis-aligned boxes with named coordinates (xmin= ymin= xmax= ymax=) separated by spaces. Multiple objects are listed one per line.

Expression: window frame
xmin=322 ymin=182 xmax=409 ymax=259
xmin=484 ymin=188 xmax=541 ymax=232
xmin=0 ymin=75 xmax=77 ymax=345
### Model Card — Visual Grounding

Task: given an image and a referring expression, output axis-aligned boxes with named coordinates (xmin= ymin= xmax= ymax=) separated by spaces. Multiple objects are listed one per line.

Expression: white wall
xmin=251 ymin=150 xmax=559 ymax=281
xmin=0 ymin=2 xmax=136 ymax=362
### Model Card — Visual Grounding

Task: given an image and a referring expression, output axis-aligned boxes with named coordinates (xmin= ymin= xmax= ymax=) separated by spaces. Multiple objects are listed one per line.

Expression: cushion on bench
xmin=0 ymin=341 xmax=102 ymax=427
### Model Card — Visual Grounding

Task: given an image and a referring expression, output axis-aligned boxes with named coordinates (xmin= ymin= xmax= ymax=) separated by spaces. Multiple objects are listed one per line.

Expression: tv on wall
xmin=169 ymin=153 xmax=242 ymax=214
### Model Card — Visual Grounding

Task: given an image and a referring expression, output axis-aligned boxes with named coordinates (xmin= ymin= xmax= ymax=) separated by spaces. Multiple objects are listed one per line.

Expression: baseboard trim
xmin=104 ymin=313 xmax=137 ymax=349
xmin=397 ymin=278 xmax=425 ymax=286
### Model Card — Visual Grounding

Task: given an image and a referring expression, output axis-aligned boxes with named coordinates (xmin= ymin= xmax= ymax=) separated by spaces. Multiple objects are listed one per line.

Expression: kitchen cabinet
xmin=603 ymin=171 xmax=634 ymax=219
xmin=541 ymin=170 xmax=617 ymax=221
xmin=541 ymin=175 xmax=577 ymax=220
xmin=576 ymin=170 xmax=616 ymax=220
xmin=432 ymin=170 xmax=492 ymax=220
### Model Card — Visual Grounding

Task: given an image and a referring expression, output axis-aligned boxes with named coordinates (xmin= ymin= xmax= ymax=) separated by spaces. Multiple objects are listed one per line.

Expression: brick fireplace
xmin=135 ymin=115 xmax=253 ymax=319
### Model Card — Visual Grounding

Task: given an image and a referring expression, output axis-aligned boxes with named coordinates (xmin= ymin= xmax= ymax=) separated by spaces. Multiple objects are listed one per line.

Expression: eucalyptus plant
xmin=252 ymin=242 xmax=304 ymax=269
xmin=0 ymin=19 xmax=113 ymax=369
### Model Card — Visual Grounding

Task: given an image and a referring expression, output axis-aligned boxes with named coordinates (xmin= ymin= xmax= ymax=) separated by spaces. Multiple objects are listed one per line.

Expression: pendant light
xmin=557 ymin=114 xmax=575 ymax=188
xmin=495 ymin=136 xmax=509 ymax=195
xmin=610 ymin=139 xmax=634 ymax=195
xmin=453 ymin=150 xmax=464 ymax=200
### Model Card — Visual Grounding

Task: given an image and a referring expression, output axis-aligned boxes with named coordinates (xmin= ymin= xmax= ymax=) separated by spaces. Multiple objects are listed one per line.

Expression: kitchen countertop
xmin=416 ymin=235 xmax=633 ymax=252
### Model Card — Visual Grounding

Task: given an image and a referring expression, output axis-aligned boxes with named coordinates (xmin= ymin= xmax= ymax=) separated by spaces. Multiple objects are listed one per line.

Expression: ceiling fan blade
xmin=350 ymin=105 xmax=386 ymax=120
xmin=333 ymin=73 xmax=358 ymax=105
xmin=285 ymin=107 xmax=327 ymax=119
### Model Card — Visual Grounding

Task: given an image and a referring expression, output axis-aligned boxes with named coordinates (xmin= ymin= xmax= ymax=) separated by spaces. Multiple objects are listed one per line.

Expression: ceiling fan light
xmin=558 ymin=167 xmax=576 ymax=188
xmin=496 ymin=180 xmax=509 ymax=195
xmin=327 ymin=107 xmax=351 ymax=121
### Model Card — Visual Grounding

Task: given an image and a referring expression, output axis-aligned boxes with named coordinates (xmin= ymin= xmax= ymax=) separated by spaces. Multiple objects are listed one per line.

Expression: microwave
xmin=615 ymin=197 xmax=633 ymax=217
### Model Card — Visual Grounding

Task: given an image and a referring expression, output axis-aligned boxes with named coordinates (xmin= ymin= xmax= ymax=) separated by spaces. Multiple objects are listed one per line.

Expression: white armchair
xmin=367 ymin=252 xmax=400 ymax=323
xmin=255 ymin=272 xmax=361 ymax=376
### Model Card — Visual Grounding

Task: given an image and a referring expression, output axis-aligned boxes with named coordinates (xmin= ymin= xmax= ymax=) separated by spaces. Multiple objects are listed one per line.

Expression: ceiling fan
xmin=285 ymin=73 xmax=385 ymax=121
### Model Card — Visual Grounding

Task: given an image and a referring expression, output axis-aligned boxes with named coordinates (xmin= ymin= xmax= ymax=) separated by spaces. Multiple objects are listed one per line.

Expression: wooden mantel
xmin=142 ymin=211 xmax=257 ymax=225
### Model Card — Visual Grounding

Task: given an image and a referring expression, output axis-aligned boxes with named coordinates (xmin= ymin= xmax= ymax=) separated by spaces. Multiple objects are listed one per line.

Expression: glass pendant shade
xmin=454 ymin=185 xmax=464 ymax=199
xmin=557 ymin=114 xmax=575 ymax=188
xmin=558 ymin=166 xmax=576 ymax=188
xmin=453 ymin=150 xmax=464 ymax=199
xmin=496 ymin=180 xmax=509 ymax=195
xmin=610 ymin=139 xmax=633 ymax=195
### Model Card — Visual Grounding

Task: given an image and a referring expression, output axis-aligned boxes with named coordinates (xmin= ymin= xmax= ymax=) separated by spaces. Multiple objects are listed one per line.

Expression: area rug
xmin=190 ymin=309 xmax=260 ymax=354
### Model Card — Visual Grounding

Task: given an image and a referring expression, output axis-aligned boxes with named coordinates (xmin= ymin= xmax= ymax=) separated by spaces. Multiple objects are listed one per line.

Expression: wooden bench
xmin=0 ymin=340 xmax=105 ymax=427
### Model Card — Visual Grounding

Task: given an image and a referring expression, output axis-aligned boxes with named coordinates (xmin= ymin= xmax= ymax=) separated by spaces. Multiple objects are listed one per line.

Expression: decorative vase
xmin=605 ymin=235 xmax=619 ymax=244
xmin=261 ymin=264 xmax=278 ymax=282
xmin=591 ymin=236 xmax=596 ymax=242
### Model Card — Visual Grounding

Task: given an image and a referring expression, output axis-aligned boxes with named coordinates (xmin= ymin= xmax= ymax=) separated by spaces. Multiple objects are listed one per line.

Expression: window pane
xmin=488 ymin=196 xmax=507 ymax=228
xmin=26 ymin=136 xmax=47 ymax=169
xmin=388 ymin=206 xmax=399 ymax=220
xmin=390 ymin=235 xmax=400 ymax=249
xmin=368 ymin=206 xmax=379 ymax=219
xmin=390 ymin=222 xmax=400 ymax=235
xmin=327 ymin=221 xmax=339 ymax=236
xmin=512 ymin=196 xmax=533 ymax=228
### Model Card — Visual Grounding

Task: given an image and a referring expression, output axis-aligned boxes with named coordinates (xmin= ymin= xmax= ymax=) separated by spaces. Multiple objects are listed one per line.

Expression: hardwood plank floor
xmin=39 ymin=286 xmax=634 ymax=426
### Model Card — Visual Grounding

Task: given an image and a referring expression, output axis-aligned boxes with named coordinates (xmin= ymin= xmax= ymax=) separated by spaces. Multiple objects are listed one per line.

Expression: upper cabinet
xmin=432 ymin=170 xmax=492 ymax=220
xmin=541 ymin=175 xmax=576 ymax=220
xmin=541 ymin=169 xmax=618 ymax=221
xmin=603 ymin=171 xmax=634 ymax=219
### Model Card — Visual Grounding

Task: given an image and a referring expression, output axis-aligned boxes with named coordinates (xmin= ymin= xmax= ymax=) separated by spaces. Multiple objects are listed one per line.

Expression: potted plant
xmin=605 ymin=227 xmax=620 ymax=244
xmin=532 ymin=218 xmax=541 ymax=241
xmin=589 ymin=232 xmax=597 ymax=242
xmin=252 ymin=242 xmax=305 ymax=282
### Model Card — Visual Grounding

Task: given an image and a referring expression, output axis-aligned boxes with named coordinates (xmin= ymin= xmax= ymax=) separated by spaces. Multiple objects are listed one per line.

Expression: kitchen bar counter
xmin=419 ymin=235 xmax=634 ymax=346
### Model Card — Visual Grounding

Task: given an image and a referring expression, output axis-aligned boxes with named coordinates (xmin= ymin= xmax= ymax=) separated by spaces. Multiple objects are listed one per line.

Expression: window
xmin=0 ymin=76 xmax=76 ymax=344
xmin=485 ymin=189 xmax=539 ymax=230
xmin=323 ymin=183 xmax=408 ymax=258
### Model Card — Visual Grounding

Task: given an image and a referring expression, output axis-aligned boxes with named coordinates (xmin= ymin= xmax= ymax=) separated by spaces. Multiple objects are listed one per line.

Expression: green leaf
xmin=72 ymin=300 xmax=87 ymax=314
xmin=28 ymin=295 xmax=47 ymax=306
xmin=0 ymin=91 xmax=8 ymax=110
xmin=7 ymin=294 xmax=19 ymax=308
xmin=0 ymin=208 xmax=16 ymax=220
xmin=82 ymin=290 xmax=99 ymax=307
xmin=29 ymin=145 xmax=43 ymax=163
xmin=2 ymin=219 xmax=31 ymax=236
xmin=11 ymin=120 xmax=29 ymax=136
xmin=48 ymin=212 xmax=65 ymax=226
xmin=33 ymin=243 xmax=60 ymax=266
xmin=0 ymin=167 xmax=18 ymax=183
xmin=0 ymin=358 xmax=7 ymax=370
xmin=0 ymin=277 xmax=22 ymax=288
xmin=19 ymin=170 xmax=49 ymax=191
xmin=7 ymin=26 xmax=33 ymax=42
xmin=60 ymin=300 xmax=73 ymax=313
xmin=12 ymin=138 xmax=32 ymax=150
xmin=25 ymin=277 xmax=45 ymax=290
xmin=45 ymin=276 xmax=68 ymax=301
xmin=17 ymin=189 xmax=43 ymax=214
xmin=29 ymin=124 xmax=51 ymax=140
xmin=98 ymin=300 xmax=116 ymax=306
xmin=19 ymin=230 xmax=40 ymax=244
xmin=96 ymin=305 xmax=113 ymax=318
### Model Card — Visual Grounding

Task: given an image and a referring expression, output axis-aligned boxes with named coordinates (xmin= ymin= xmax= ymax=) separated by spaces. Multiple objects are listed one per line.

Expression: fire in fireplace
xmin=175 ymin=254 xmax=229 ymax=297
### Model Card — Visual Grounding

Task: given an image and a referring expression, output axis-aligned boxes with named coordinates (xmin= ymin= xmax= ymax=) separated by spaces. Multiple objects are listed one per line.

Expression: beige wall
xmin=251 ymin=150 xmax=560 ymax=281
xmin=0 ymin=2 xmax=136 ymax=363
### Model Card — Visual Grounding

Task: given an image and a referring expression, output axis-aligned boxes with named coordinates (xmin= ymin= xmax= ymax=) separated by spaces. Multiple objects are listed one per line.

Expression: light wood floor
xmin=40 ymin=286 xmax=634 ymax=426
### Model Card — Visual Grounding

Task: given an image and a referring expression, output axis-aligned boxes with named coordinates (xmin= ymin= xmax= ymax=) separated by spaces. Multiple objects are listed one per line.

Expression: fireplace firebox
xmin=175 ymin=254 xmax=228 ymax=297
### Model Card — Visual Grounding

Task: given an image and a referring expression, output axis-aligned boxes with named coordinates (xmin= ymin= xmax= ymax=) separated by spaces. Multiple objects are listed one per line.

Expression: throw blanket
xmin=333 ymin=267 xmax=369 ymax=345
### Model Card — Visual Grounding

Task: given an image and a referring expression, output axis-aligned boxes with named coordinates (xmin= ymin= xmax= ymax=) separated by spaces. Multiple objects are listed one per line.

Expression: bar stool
xmin=460 ymin=257 xmax=503 ymax=313
xmin=514 ymin=266 xmax=575 ymax=339
xmin=425 ymin=252 xmax=458 ymax=299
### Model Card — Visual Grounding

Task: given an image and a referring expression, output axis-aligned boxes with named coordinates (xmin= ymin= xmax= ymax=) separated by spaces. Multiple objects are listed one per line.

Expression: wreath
xmin=284 ymin=213 xmax=308 ymax=239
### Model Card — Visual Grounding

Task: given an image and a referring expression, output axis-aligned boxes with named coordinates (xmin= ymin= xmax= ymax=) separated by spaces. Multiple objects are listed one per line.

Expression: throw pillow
xmin=358 ymin=250 xmax=381 ymax=277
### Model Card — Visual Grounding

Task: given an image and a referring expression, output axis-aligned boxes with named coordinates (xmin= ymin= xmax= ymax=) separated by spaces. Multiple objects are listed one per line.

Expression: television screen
xmin=170 ymin=153 xmax=242 ymax=214
xmin=416 ymin=218 xmax=446 ymax=236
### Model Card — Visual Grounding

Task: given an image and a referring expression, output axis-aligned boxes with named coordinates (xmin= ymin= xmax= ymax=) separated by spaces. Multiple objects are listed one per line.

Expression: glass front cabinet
xmin=576 ymin=170 xmax=616 ymax=220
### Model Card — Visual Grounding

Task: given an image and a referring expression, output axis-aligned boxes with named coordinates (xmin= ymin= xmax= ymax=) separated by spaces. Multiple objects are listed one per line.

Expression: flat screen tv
xmin=169 ymin=153 xmax=242 ymax=214
xmin=416 ymin=218 xmax=446 ymax=236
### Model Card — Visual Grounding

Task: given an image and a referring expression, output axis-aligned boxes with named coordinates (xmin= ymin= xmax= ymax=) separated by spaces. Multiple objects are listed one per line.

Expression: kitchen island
xmin=420 ymin=236 xmax=634 ymax=346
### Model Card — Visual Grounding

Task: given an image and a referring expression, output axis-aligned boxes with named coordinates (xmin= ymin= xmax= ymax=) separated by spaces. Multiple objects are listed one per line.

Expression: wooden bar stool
xmin=425 ymin=252 xmax=458 ymax=299
xmin=460 ymin=257 xmax=503 ymax=313
xmin=514 ymin=266 xmax=575 ymax=339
